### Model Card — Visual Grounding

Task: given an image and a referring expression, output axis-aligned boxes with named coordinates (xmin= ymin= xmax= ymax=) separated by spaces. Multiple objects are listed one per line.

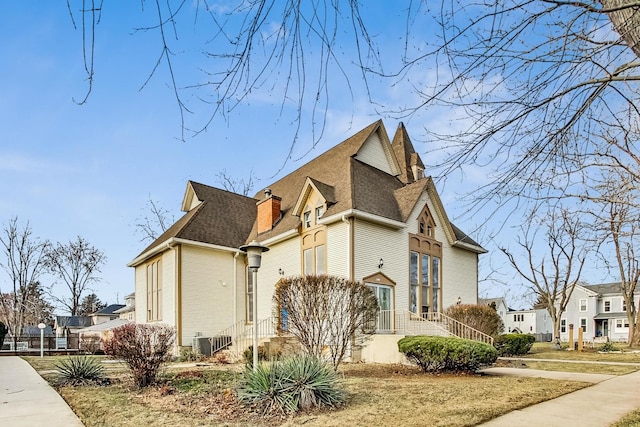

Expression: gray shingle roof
xmin=583 ymin=282 xmax=624 ymax=295
xmin=136 ymin=183 xmax=259 ymax=257
xmin=95 ymin=304 xmax=125 ymax=315
xmin=133 ymin=120 xmax=484 ymax=260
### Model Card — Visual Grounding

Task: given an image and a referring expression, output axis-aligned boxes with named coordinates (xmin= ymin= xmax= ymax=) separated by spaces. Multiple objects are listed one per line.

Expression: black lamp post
xmin=239 ymin=240 xmax=269 ymax=370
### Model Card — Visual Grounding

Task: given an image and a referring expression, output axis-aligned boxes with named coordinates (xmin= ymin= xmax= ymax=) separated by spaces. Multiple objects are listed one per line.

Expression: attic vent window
xmin=315 ymin=206 xmax=324 ymax=223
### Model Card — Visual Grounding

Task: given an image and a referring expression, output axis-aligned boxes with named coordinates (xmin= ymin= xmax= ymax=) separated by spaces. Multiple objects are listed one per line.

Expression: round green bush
xmin=397 ymin=336 xmax=498 ymax=372
xmin=493 ymin=333 xmax=535 ymax=356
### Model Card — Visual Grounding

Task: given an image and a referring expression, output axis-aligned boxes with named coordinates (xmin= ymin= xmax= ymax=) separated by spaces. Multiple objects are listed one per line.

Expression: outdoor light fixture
xmin=457 ymin=297 xmax=462 ymax=305
xmin=239 ymin=240 xmax=269 ymax=370
xmin=278 ymin=268 xmax=284 ymax=276
xmin=38 ymin=323 xmax=46 ymax=358
xmin=378 ymin=258 xmax=384 ymax=269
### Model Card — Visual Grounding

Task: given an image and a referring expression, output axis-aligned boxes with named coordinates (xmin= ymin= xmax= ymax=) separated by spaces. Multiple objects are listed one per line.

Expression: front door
xmin=603 ymin=320 xmax=609 ymax=338
xmin=367 ymin=284 xmax=393 ymax=332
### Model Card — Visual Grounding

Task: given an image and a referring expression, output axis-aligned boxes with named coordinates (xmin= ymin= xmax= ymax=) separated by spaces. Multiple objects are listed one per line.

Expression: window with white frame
xmin=604 ymin=300 xmax=611 ymax=312
xmin=561 ymin=319 xmax=566 ymax=333
xmin=579 ymin=298 xmax=587 ymax=312
xmin=579 ymin=317 xmax=587 ymax=333
xmin=623 ymin=298 xmax=627 ymax=312
xmin=303 ymin=211 xmax=311 ymax=228
xmin=615 ymin=318 xmax=630 ymax=331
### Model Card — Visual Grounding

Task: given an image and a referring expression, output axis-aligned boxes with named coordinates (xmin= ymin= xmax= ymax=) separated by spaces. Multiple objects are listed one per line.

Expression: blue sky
xmin=0 ymin=2 xmax=614 ymax=311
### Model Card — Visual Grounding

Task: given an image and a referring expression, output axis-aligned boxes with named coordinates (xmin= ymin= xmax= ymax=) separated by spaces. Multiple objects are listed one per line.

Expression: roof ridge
xmin=253 ymin=120 xmax=382 ymax=199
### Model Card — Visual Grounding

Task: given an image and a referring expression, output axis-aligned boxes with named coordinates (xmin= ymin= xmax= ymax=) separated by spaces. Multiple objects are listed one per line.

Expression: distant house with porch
xmin=560 ymin=282 xmax=634 ymax=343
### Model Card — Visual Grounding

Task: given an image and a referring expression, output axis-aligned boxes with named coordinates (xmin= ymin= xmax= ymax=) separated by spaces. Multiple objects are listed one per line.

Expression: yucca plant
xmin=238 ymin=355 xmax=345 ymax=415
xmin=54 ymin=356 xmax=107 ymax=386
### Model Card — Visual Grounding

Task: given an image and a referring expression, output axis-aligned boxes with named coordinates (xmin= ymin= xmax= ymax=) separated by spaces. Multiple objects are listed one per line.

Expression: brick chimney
xmin=256 ymin=189 xmax=281 ymax=234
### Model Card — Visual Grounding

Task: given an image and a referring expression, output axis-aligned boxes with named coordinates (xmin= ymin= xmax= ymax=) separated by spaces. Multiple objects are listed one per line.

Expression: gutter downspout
xmin=342 ymin=215 xmax=355 ymax=281
xmin=166 ymin=241 xmax=182 ymax=349
xmin=233 ymin=252 xmax=240 ymax=325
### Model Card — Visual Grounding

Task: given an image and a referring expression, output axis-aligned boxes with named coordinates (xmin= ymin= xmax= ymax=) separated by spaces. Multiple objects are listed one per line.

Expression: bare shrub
xmin=103 ymin=323 xmax=175 ymax=387
xmin=273 ymin=275 xmax=378 ymax=369
xmin=444 ymin=304 xmax=504 ymax=337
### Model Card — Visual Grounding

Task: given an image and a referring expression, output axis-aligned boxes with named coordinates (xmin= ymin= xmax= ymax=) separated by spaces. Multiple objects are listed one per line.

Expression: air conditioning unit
xmin=195 ymin=336 xmax=213 ymax=357
xmin=191 ymin=332 xmax=202 ymax=351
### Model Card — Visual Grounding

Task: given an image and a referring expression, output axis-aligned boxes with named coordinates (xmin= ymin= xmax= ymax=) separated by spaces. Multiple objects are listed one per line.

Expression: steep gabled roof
xmin=129 ymin=120 xmax=486 ymax=263
xmin=131 ymin=182 xmax=258 ymax=265
xmin=246 ymin=121 xmax=387 ymax=241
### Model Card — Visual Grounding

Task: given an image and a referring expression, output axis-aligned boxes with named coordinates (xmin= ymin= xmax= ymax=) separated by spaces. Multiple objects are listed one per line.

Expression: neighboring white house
xmin=504 ymin=308 xmax=553 ymax=337
xmin=478 ymin=297 xmax=509 ymax=327
xmin=128 ymin=121 xmax=488 ymax=362
xmin=113 ymin=293 xmax=135 ymax=321
xmin=560 ymin=282 xmax=634 ymax=342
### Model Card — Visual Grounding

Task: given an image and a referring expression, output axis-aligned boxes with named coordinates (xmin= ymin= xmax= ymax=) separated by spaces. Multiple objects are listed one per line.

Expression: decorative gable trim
xmin=181 ymin=181 xmax=201 ymax=212
xmin=362 ymin=272 xmax=396 ymax=287
xmin=292 ymin=177 xmax=330 ymax=217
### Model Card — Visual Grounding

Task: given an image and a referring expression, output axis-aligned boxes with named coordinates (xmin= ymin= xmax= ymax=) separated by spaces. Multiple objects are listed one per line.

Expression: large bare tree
xmin=62 ymin=2 xmax=640 ymax=192
xmin=45 ymin=236 xmax=106 ymax=316
xmin=584 ymin=168 xmax=640 ymax=345
xmin=501 ymin=208 xmax=589 ymax=344
xmin=0 ymin=218 xmax=48 ymax=347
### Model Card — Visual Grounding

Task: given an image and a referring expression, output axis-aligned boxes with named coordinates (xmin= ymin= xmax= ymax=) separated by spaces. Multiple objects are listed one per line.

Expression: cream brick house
xmin=128 ymin=121 xmax=487 ymax=361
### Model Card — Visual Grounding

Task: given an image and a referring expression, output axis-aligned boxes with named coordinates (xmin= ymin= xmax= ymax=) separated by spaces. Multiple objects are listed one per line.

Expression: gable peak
xmin=392 ymin=123 xmax=425 ymax=184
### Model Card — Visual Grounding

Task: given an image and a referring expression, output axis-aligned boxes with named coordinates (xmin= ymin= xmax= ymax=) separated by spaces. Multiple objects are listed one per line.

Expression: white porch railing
xmin=206 ymin=309 xmax=493 ymax=357
xmin=376 ymin=309 xmax=494 ymax=345
xmin=209 ymin=317 xmax=277 ymax=357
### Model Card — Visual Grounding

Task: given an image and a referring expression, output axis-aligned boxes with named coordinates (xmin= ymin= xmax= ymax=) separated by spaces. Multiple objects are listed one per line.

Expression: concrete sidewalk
xmin=479 ymin=367 xmax=640 ymax=426
xmin=0 ymin=356 xmax=83 ymax=427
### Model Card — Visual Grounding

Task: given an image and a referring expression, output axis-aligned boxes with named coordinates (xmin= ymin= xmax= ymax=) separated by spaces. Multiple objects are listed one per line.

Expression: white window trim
xmin=579 ymin=317 xmax=587 ymax=333
xmin=603 ymin=299 xmax=612 ymax=312
xmin=615 ymin=318 xmax=630 ymax=332
xmin=579 ymin=298 xmax=587 ymax=312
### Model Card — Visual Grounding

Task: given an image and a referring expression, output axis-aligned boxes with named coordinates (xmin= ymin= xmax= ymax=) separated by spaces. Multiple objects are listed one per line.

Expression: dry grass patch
xmin=525 ymin=343 xmax=640 ymax=364
xmin=27 ymin=359 xmax=590 ymax=427
xmin=281 ymin=364 xmax=587 ymax=427
xmin=612 ymin=408 xmax=640 ymax=427
xmin=497 ymin=358 xmax=639 ymax=375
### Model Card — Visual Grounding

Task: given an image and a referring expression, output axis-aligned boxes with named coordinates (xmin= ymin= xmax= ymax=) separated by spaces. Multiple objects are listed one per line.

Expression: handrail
xmin=218 ymin=317 xmax=277 ymax=357
xmin=420 ymin=311 xmax=494 ymax=345
xmin=209 ymin=320 xmax=247 ymax=354
xmin=376 ymin=309 xmax=494 ymax=345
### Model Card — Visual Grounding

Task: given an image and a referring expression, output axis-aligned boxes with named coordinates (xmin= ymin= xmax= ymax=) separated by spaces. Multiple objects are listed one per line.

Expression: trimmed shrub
xmin=103 ymin=323 xmax=175 ymax=387
xmin=179 ymin=347 xmax=205 ymax=362
xmin=494 ymin=334 xmax=535 ymax=356
xmin=54 ymin=356 xmax=107 ymax=386
xmin=444 ymin=304 xmax=504 ymax=337
xmin=243 ymin=345 xmax=270 ymax=368
xmin=397 ymin=336 xmax=498 ymax=372
xmin=598 ymin=341 xmax=621 ymax=353
xmin=238 ymin=355 xmax=345 ymax=415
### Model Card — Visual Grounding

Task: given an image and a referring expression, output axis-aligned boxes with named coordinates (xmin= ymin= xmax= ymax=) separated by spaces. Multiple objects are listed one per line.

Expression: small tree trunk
xmin=631 ymin=310 xmax=640 ymax=347
xmin=552 ymin=316 xmax=562 ymax=348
